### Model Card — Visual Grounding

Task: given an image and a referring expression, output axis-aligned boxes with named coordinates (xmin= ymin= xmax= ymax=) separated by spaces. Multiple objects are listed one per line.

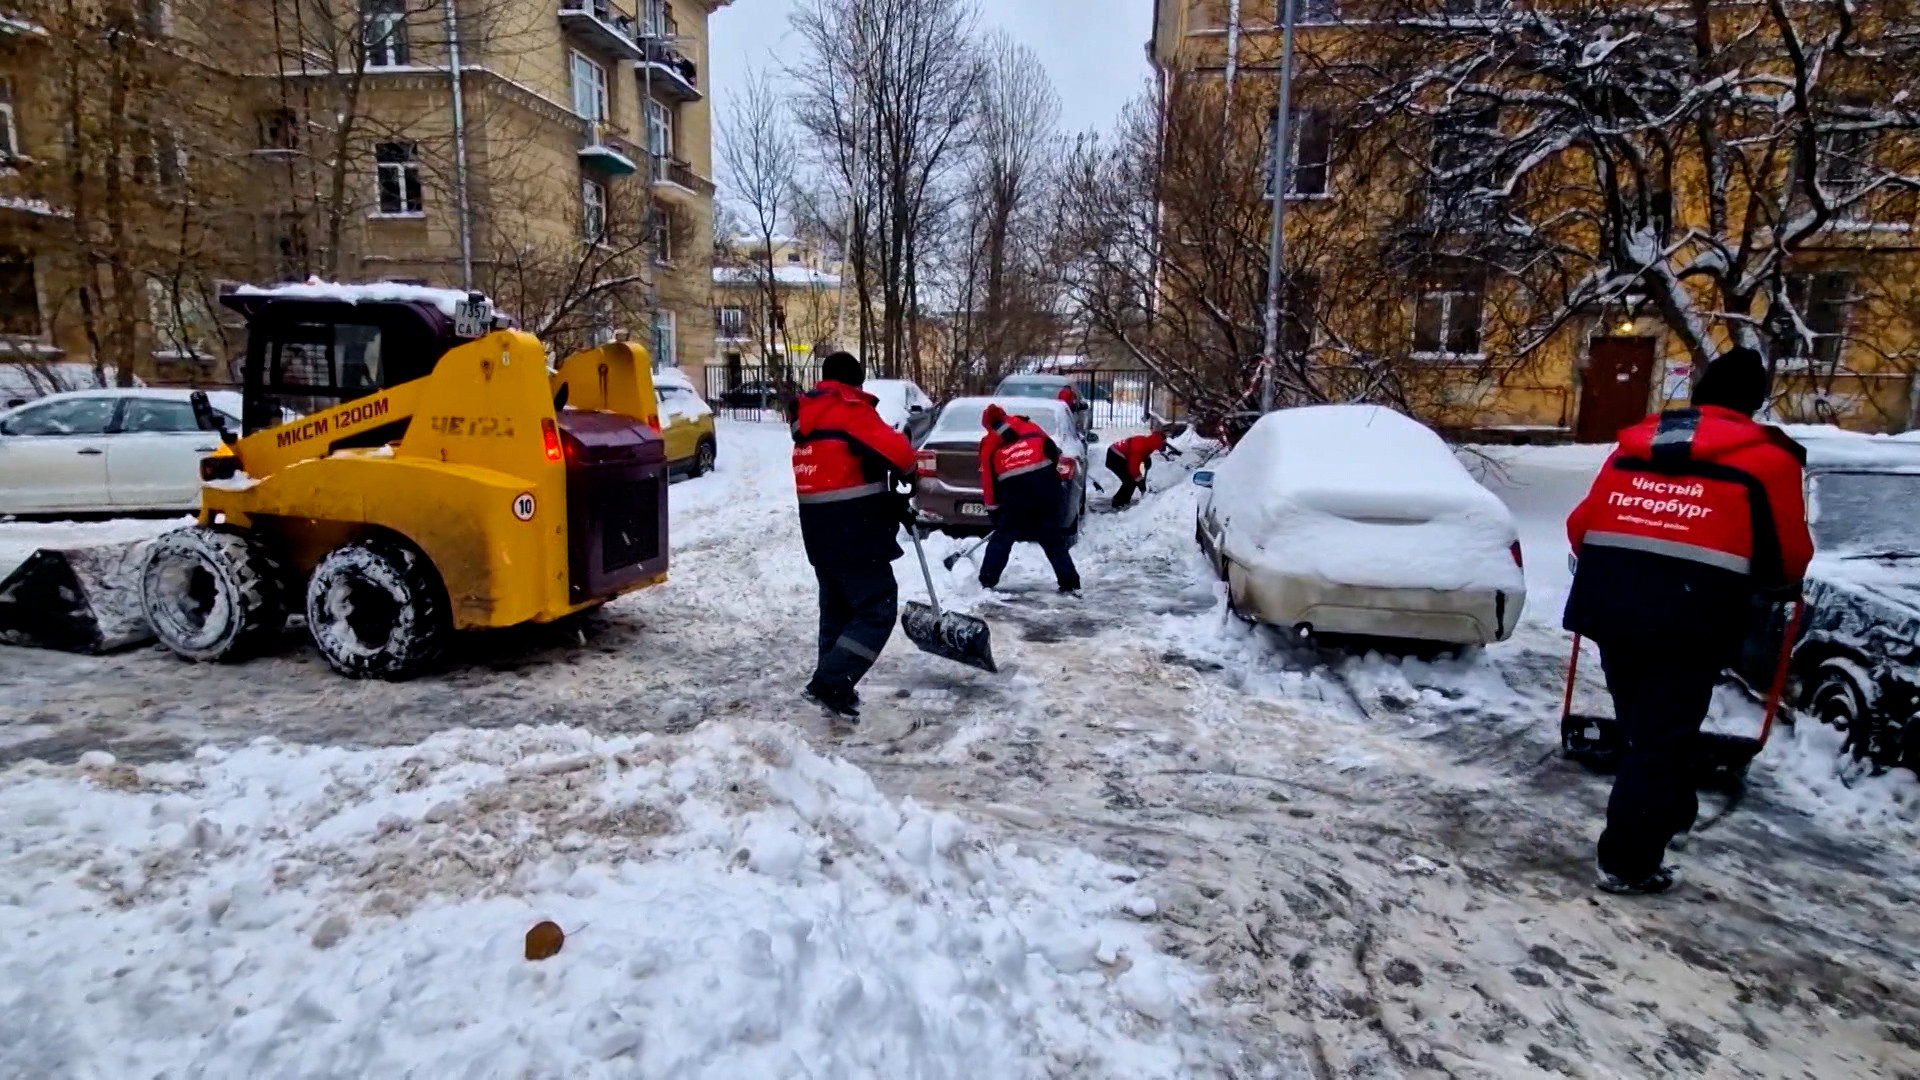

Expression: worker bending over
xmin=1105 ymin=428 xmax=1170 ymax=509
xmin=977 ymin=404 xmax=1080 ymax=593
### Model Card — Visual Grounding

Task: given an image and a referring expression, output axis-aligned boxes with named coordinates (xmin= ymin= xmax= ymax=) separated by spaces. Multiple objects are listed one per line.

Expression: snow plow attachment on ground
xmin=903 ymin=527 xmax=997 ymax=673
xmin=0 ymin=542 xmax=154 ymax=653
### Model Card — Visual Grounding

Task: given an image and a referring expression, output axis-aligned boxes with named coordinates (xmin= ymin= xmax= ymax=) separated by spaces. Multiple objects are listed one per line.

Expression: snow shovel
xmin=942 ymin=536 xmax=989 ymax=571
xmin=903 ymin=527 xmax=997 ymax=673
xmin=1560 ymin=601 xmax=1805 ymax=786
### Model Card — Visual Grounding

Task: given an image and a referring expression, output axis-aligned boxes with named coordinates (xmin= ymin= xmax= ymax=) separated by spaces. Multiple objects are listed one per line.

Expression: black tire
xmin=305 ymin=539 xmax=449 ymax=679
xmin=690 ymin=437 xmax=717 ymax=477
xmin=1806 ymin=659 xmax=1876 ymax=761
xmin=141 ymin=526 xmax=288 ymax=662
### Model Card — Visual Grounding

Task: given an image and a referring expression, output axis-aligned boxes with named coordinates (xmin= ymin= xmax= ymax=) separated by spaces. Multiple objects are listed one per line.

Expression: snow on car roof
xmin=931 ymin=396 xmax=1074 ymax=441
xmin=231 ymin=278 xmax=476 ymax=317
xmin=1781 ymin=424 xmax=1920 ymax=471
xmin=1234 ymin=404 xmax=1505 ymax=518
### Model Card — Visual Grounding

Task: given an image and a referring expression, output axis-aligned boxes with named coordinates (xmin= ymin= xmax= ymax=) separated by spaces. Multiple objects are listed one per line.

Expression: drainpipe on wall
xmin=1224 ymin=0 xmax=1242 ymax=120
xmin=442 ymin=0 xmax=474 ymax=290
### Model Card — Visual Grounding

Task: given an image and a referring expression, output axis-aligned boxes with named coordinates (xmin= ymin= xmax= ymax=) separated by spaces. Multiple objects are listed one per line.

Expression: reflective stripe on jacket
xmin=979 ymin=414 xmax=1057 ymax=509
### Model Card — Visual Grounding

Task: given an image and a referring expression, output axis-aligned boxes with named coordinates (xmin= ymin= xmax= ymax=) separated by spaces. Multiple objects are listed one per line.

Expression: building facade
xmin=1148 ymin=0 xmax=1920 ymax=436
xmin=710 ymin=232 xmax=850 ymax=376
xmin=0 ymin=0 xmax=725 ymax=397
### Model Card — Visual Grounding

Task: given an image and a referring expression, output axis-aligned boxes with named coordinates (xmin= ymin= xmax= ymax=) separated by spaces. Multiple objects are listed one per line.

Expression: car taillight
xmin=1510 ymin=541 xmax=1525 ymax=568
xmin=1057 ymin=457 xmax=1077 ymax=479
xmin=916 ymin=449 xmax=937 ymax=477
xmin=646 ymin=414 xmax=661 ymax=432
xmin=541 ymin=417 xmax=563 ymax=462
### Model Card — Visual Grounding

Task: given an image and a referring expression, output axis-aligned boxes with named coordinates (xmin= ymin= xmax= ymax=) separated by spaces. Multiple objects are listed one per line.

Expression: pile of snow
xmin=0 ymin=722 xmax=1213 ymax=1078
xmin=865 ymin=378 xmax=931 ymax=432
xmin=232 ymin=278 xmax=476 ymax=318
xmin=1208 ymin=406 xmax=1524 ymax=592
xmin=653 ymin=367 xmax=713 ymax=424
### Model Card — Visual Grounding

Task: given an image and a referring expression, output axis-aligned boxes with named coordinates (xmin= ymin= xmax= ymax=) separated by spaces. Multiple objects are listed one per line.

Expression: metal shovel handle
xmin=908 ymin=522 xmax=943 ymax=618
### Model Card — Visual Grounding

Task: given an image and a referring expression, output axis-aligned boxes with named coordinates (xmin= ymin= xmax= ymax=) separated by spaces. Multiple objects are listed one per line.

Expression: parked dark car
xmin=993 ymin=373 xmax=1097 ymax=437
xmin=913 ymin=396 xmax=1088 ymax=539
xmin=1731 ymin=431 xmax=1920 ymax=772
xmin=717 ymin=379 xmax=798 ymax=411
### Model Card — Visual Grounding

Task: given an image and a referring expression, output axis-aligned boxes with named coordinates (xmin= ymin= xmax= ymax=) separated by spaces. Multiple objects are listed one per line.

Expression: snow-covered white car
xmin=1193 ymin=405 xmax=1526 ymax=645
xmin=653 ymin=366 xmax=718 ymax=477
xmin=865 ymin=378 xmax=937 ymax=443
xmin=0 ymin=388 xmax=242 ymax=515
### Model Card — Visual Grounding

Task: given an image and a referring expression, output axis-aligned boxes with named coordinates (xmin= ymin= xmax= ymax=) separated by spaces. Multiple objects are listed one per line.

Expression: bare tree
xmin=790 ymin=0 xmax=984 ymax=380
xmin=719 ymin=65 xmax=798 ymax=363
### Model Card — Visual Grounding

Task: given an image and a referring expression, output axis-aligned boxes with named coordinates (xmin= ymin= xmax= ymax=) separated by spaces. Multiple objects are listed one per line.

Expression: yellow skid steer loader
xmin=129 ymin=283 xmax=671 ymax=678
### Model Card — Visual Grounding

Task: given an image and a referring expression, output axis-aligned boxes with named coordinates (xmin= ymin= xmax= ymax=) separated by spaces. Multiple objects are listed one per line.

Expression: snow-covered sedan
xmin=0 ymin=388 xmax=242 ymax=515
xmin=914 ymin=396 xmax=1088 ymax=538
xmin=1193 ymin=405 xmax=1526 ymax=646
xmin=865 ymin=378 xmax=937 ymax=443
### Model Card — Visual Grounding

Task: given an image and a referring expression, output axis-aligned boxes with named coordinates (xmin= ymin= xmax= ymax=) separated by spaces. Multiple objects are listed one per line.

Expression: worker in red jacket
xmin=1564 ymin=347 xmax=1812 ymax=895
xmin=977 ymin=404 xmax=1080 ymax=592
xmin=792 ymin=352 xmax=918 ymax=720
xmin=1104 ymin=428 xmax=1170 ymax=509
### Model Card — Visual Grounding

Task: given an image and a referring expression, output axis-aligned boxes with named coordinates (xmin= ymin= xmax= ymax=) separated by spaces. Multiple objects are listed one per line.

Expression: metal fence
xmin=700 ymin=364 xmax=1184 ymax=430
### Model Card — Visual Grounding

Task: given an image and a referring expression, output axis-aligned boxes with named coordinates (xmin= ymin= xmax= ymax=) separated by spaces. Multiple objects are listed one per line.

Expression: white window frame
xmin=715 ymin=305 xmax=746 ymax=340
xmin=364 ymin=1 xmax=408 ymax=68
xmin=1411 ymin=276 xmax=1486 ymax=361
xmin=571 ymin=50 xmax=609 ymax=124
xmin=581 ymin=177 xmax=607 ymax=242
xmin=652 ymin=309 xmax=678 ymax=368
xmin=654 ymin=205 xmax=675 ymax=263
xmin=0 ymin=76 xmax=17 ymax=162
xmin=374 ymin=141 xmax=423 ymax=216
xmin=646 ymin=98 xmax=674 ymax=159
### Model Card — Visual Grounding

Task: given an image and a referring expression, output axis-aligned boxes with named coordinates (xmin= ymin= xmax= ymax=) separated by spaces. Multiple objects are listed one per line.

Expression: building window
xmin=654 ymin=206 xmax=675 ymax=263
xmin=258 ymin=109 xmax=298 ymax=152
xmin=571 ymin=51 xmax=609 ymax=124
xmin=581 ymin=177 xmax=607 ymax=242
xmin=652 ymin=309 xmax=678 ymax=368
xmin=715 ymin=305 xmax=746 ymax=339
xmin=1286 ymin=0 xmax=1338 ymax=24
xmin=0 ymin=250 xmax=40 ymax=336
xmin=1439 ymin=0 xmax=1506 ymax=16
xmin=1784 ymin=272 xmax=1852 ymax=368
xmin=0 ymin=77 xmax=17 ymax=162
xmin=1412 ymin=271 xmax=1485 ymax=359
xmin=786 ymin=251 xmax=802 ymax=264
xmin=1818 ymin=124 xmax=1875 ymax=221
xmin=1426 ymin=109 xmax=1500 ymax=219
xmin=364 ymin=0 xmax=408 ymax=68
xmin=1274 ymin=109 xmax=1330 ymax=198
xmin=640 ymin=0 xmax=669 ymax=38
xmin=646 ymin=98 xmax=674 ymax=159
xmin=375 ymin=141 xmax=423 ymax=215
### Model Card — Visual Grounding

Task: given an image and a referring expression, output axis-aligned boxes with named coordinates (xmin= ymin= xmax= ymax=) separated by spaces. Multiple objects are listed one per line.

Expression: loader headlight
xmin=200 ymin=455 xmax=239 ymax=482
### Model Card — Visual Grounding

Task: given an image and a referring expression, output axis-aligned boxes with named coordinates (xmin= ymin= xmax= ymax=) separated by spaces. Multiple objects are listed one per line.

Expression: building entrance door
xmin=1576 ymin=337 xmax=1657 ymax=443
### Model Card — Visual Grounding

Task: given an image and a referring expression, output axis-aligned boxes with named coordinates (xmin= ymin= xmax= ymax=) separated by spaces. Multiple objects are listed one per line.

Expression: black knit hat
xmin=821 ymin=351 xmax=864 ymax=387
xmin=1692 ymin=347 xmax=1769 ymax=416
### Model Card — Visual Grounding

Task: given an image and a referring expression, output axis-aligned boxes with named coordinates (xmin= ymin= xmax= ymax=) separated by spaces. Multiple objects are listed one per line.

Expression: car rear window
xmin=997 ymin=379 xmax=1061 ymax=399
xmin=931 ymin=402 xmax=1069 ymax=442
xmin=1811 ymin=471 xmax=1920 ymax=556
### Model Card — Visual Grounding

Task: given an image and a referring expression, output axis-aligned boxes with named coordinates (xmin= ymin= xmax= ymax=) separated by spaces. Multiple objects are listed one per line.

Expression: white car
xmin=865 ymin=378 xmax=937 ymax=443
xmin=0 ymin=388 xmax=241 ymax=515
xmin=1193 ymin=404 xmax=1526 ymax=645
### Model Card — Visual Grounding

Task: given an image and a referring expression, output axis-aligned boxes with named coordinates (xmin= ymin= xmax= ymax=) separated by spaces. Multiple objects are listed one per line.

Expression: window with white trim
xmin=1412 ymin=271 xmax=1485 ymax=359
xmin=1284 ymin=0 xmax=1338 ymax=24
xmin=1783 ymin=272 xmax=1853 ymax=369
xmin=0 ymin=249 xmax=40 ymax=336
xmin=654 ymin=205 xmax=675 ymax=263
xmin=364 ymin=0 xmax=408 ymax=68
xmin=581 ymin=177 xmax=607 ymax=241
xmin=571 ymin=51 xmax=609 ymax=124
xmin=0 ymin=77 xmax=18 ymax=161
xmin=375 ymin=141 xmax=423 ymax=215
xmin=652 ymin=309 xmax=678 ymax=368
xmin=715 ymin=305 xmax=746 ymax=339
xmin=646 ymin=98 xmax=674 ymax=159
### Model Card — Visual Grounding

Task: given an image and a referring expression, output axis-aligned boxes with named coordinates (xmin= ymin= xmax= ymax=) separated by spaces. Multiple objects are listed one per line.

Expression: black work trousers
xmin=979 ymin=518 xmax=1080 ymax=591
xmin=811 ymin=562 xmax=898 ymax=696
xmin=1595 ymin=642 xmax=1723 ymax=882
xmin=1106 ymin=448 xmax=1141 ymax=508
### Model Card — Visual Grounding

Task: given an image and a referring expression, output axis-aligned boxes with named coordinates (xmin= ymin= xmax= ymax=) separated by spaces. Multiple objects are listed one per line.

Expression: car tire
xmin=1806 ymin=658 xmax=1877 ymax=757
xmin=306 ymin=538 xmax=449 ymax=679
xmin=690 ymin=437 xmax=717 ymax=478
xmin=141 ymin=526 xmax=290 ymax=662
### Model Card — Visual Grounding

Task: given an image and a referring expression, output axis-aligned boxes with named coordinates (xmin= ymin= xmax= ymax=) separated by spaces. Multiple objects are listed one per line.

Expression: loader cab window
xmin=259 ymin=321 xmax=385 ymax=426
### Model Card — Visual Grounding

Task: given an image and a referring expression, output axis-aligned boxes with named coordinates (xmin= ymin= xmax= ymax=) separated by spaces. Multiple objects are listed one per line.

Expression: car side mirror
xmin=1192 ymin=470 xmax=1215 ymax=488
xmin=909 ymin=404 xmax=925 ymax=414
xmin=1085 ymin=431 xmax=1101 ymax=444
xmin=1070 ymin=400 xmax=1090 ymax=412
xmin=190 ymin=390 xmax=238 ymax=445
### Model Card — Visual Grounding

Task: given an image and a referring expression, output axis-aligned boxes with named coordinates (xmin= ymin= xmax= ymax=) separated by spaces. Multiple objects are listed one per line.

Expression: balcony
xmin=639 ymin=40 xmax=701 ymax=102
xmin=649 ymin=154 xmax=712 ymax=202
xmin=579 ymin=123 xmax=641 ymax=177
xmin=558 ymin=1 xmax=644 ymax=62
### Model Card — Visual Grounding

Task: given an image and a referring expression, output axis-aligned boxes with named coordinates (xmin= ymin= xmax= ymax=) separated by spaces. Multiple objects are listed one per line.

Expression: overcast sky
xmin=707 ymin=0 xmax=1157 ymax=147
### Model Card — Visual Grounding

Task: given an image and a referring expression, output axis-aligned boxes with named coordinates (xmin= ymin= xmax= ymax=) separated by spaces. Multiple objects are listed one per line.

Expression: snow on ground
xmin=0 ymin=722 xmax=1213 ymax=1078
xmin=3 ymin=419 xmax=1920 ymax=1076
xmin=0 ymin=514 xmax=188 ymax=581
